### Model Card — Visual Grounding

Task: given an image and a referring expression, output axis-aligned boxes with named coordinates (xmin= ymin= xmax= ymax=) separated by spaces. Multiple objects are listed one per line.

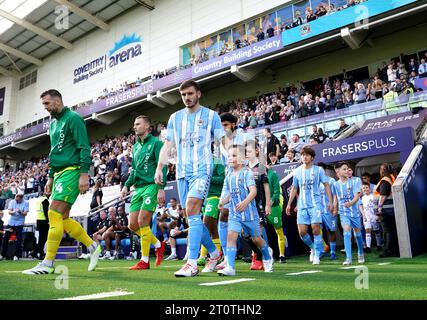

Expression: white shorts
xmin=364 ymin=214 xmax=379 ymax=230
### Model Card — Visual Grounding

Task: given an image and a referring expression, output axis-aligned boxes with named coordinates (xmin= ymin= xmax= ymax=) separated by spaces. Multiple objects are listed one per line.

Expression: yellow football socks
xmin=63 ymin=217 xmax=94 ymax=248
xmin=275 ymin=227 xmax=286 ymax=257
xmin=45 ymin=210 xmax=64 ymax=261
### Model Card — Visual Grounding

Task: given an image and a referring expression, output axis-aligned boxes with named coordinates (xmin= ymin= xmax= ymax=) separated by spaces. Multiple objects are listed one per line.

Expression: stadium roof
xmin=0 ymin=0 xmax=141 ymax=76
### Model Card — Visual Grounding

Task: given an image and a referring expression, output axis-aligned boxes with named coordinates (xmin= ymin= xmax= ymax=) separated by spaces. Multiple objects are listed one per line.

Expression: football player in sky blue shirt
xmin=333 ymin=162 xmax=365 ymax=265
xmin=286 ymin=146 xmax=333 ymax=265
xmin=216 ymin=113 xmax=248 ymax=270
xmin=318 ymin=163 xmax=338 ymax=260
xmin=217 ymin=145 xmax=273 ymax=276
xmin=155 ymin=80 xmax=224 ymax=277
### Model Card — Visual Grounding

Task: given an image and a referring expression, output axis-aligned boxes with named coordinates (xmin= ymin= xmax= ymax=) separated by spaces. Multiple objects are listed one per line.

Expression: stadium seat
xmin=176 ymin=238 xmax=187 ymax=259
xmin=100 ymin=238 xmax=131 ymax=256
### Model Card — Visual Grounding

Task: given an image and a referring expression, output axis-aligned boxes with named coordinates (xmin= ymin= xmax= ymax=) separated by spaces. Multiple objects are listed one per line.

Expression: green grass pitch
xmin=1 ymin=252 xmax=426 ymax=300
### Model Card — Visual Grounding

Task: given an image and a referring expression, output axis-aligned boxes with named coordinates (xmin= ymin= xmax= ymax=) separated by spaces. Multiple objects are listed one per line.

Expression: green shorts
xmin=51 ymin=167 xmax=80 ymax=206
xmin=203 ymin=197 xmax=220 ymax=219
xmin=129 ymin=184 xmax=159 ymax=213
xmin=266 ymin=205 xmax=283 ymax=228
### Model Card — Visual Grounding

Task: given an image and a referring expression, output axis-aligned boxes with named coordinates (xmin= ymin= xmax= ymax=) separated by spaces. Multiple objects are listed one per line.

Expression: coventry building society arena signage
xmin=73 ymin=33 xmax=143 ymax=84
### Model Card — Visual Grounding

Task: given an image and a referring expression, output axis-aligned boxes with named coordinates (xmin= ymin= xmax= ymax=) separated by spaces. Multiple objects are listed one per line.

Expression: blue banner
xmin=402 ymin=141 xmax=427 ymax=256
xmin=282 ymin=0 xmax=418 ymax=47
xmin=313 ymin=127 xmax=414 ymax=164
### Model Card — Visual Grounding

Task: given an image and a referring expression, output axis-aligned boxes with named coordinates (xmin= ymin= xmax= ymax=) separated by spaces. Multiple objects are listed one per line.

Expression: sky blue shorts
xmin=228 ymin=218 xmax=261 ymax=238
xmin=322 ymin=212 xmax=338 ymax=232
xmin=340 ymin=215 xmax=362 ymax=229
xmin=297 ymin=206 xmax=322 ymax=225
xmin=177 ymin=174 xmax=211 ymax=209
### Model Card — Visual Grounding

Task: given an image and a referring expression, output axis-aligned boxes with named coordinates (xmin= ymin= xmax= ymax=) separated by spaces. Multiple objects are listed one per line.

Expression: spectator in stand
xmin=256 ymin=28 xmax=265 ymax=42
xmin=279 ymin=134 xmax=288 ymax=159
xmin=355 ymin=83 xmax=367 ymax=104
xmin=396 ymin=62 xmax=408 ymax=80
xmin=282 ymin=149 xmax=298 ymax=164
xmin=100 ymin=207 xmax=120 ymax=260
xmin=288 ymin=134 xmax=305 ymax=153
xmin=293 ymin=10 xmax=303 ymax=26
xmin=0 ymin=193 xmax=28 ymax=261
xmin=119 ymin=155 xmax=132 ymax=183
xmin=263 ymin=128 xmax=281 ymax=164
xmin=418 ymin=58 xmax=427 ymax=78
xmin=306 ymin=7 xmax=317 ymax=22
xmin=108 ymin=205 xmax=130 ymax=260
xmin=268 ymin=152 xmax=280 ymax=166
xmin=317 ymin=128 xmax=329 ymax=144
xmin=315 ymin=3 xmax=327 ymax=16
xmin=266 ymin=24 xmax=275 ymax=38
xmin=313 ymin=95 xmax=325 ymax=113
xmin=90 ymin=179 xmax=103 ymax=210
xmin=344 ymin=90 xmax=353 ymax=107
xmin=333 ymin=118 xmax=350 ymax=139
xmin=309 ymin=138 xmax=319 ymax=145
xmin=407 ymin=58 xmax=418 ymax=74
xmin=248 ymin=110 xmax=258 ymax=128
xmin=90 ymin=210 xmax=109 ymax=254
xmin=111 ymin=168 xmax=121 ymax=185
xmin=325 ymin=94 xmax=335 ymax=112
xmin=283 ymin=100 xmax=295 ymax=120
xmin=409 ymin=71 xmax=419 ymax=87
xmin=372 ymin=75 xmax=383 ymax=99
xmin=387 ymin=64 xmax=397 ymax=85
xmin=165 ymin=204 xmax=188 ymax=261
xmin=309 ymin=125 xmax=320 ymax=143
xmin=394 ymin=78 xmax=405 ymax=95
xmin=106 ymin=154 xmax=118 ymax=172
xmin=334 ymin=89 xmax=344 ymax=109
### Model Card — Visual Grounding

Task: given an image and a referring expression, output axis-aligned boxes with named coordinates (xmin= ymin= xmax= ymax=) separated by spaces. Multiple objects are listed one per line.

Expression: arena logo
xmin=73 ymin=33 xmax=143 ymax=84
xmin=108 ymin=33 xmax=142 ymax=67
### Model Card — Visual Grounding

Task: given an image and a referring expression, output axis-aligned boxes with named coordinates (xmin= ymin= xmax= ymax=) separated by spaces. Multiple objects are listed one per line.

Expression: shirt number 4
xmin=55 ymin=182 xmax=63 ymax=194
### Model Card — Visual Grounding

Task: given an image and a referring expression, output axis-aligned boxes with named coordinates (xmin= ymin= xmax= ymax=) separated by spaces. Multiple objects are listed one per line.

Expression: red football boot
xmin=128 ymin=260 xmax=150 ymax=270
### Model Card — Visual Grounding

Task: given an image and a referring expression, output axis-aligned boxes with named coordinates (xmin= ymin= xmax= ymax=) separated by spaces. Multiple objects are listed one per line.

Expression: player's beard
xmin=185 ymin=97 xmax=198 ymax=109
xmin=47 ymin=108 xmax=58 ymax=116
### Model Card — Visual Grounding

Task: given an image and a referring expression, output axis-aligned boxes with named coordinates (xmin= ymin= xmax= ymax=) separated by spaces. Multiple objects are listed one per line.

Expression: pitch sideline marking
xmin=377 ymin=262 xmax=392 ymax=266
xmin=286 ymin=270 xmax=323 ymax=276
xmin=199 ymin=278 xmax=256 ymax=286
xmin=57 ymin=290 xmax=134 ymax=300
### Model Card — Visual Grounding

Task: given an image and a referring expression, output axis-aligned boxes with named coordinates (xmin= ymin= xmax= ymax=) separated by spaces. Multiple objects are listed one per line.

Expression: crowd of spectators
xmin=279 ymin=0 xmax=368 ymax=32
xmin=190 ymin=0 xmax=370 ymax=66
xmin=0 ymin=121 xmax=174 ymax=198
xmin=214 ymin=53 xmax=426 ymax=131
xmin=2 ymin=48 xmax=426 ymax=197
xmin=0 ymin=158 xmax=49 ymax=200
